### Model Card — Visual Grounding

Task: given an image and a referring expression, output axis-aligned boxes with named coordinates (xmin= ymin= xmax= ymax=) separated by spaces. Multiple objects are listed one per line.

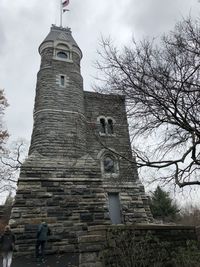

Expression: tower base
xmin=10 ymin=155 xmax=152 ymax=255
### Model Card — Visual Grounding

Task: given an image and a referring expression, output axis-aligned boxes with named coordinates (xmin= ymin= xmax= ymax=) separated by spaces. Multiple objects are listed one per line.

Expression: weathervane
xmin=60 ymin=0 xmax=70 ymax=27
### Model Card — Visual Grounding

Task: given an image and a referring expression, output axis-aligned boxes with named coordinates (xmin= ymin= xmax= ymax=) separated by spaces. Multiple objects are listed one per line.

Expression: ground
xmin=9 ymin=253 xmax=78 ymax=267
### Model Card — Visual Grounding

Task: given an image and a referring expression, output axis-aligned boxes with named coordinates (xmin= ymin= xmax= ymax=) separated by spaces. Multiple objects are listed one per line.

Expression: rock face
xmin=10 ymin=25 xmax=152 ymax=255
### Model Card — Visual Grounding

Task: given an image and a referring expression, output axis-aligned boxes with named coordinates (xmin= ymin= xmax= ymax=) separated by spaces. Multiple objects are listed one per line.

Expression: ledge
xmin=18 ymin=177 xmax=103 ymax=182
xmin=88 ymin=224 xmax=196 ymax=232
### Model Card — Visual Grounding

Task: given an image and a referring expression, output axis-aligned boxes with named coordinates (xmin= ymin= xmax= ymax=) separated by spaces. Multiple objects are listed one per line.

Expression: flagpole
xmin=60 ymin=0 xmax=63 ymax=27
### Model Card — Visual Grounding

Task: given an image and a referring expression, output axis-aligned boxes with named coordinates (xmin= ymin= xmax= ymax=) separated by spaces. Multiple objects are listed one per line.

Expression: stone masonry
xmin=10 ymin=25 xmax=152 ymax=255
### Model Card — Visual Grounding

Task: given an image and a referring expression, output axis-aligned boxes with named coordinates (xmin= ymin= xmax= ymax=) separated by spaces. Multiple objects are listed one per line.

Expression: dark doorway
xmin=108 ymin=193 xmax=121 ymax=224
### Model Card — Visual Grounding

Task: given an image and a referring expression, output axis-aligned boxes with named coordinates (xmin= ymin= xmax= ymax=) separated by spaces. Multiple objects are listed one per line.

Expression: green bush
xmin=103 ymin=229 xmax=200 ymax=267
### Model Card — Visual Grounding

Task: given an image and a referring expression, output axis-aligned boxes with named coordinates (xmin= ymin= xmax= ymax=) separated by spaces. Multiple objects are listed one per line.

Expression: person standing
xmin=35 ymin=222 xmax=50 ymax=262
xmin=0 ymin=225 xmax=15 ymax=267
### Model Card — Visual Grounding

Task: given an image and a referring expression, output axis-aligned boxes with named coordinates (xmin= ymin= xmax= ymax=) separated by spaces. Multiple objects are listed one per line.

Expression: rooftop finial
xmin=60 ymin=0 xmax=70 ymax=27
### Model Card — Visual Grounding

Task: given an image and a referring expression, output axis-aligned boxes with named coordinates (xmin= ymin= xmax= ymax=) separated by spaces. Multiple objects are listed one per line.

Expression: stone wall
xmin=29 ymin=46 xmax=86 ymax=158
xmin=10 ymin=89 xmax=153 ymax=254
xmin=84 ymin=91 xmax=138 ymax=182
xmin=10 ymin=156 xmax=110 ymax=255
xmin=10 ymin=89 xmax=152 ymax=254
xmin=84 ymin=91 xmax=152 ymax=223
xmin=79 ymin=224 xmax=199 ymax=267
xmin=10 ymin=156 xmax=151 ymax=255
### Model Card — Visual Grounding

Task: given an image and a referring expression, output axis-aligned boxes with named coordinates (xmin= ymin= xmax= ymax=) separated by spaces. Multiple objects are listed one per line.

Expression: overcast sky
xmin=0 ymin=0 xmax=200 ymax=204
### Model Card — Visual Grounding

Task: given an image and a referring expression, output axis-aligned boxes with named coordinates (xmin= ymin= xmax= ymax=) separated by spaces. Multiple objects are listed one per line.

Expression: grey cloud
xmin=0 ymin=15 xmax=7 ymax=55
xmin=121 ymin=0 xmax=200 ymax=39
xmin=1 ymin=0 xmax=199 ymax=145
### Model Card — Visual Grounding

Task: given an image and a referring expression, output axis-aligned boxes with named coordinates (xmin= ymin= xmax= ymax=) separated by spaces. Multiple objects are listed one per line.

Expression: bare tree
xmin=0 ymin=139 xmax=28 ymax=194
xmin=0 ymin=89 xmax=9 ymax=152
xmin=95 ymin=17 xmax=200 ymax=188
xmin=0 ymin=89 xmax=28 ymax=194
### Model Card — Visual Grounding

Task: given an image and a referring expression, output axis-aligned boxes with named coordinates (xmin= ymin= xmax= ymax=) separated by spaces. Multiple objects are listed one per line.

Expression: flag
xmin=62 ymin=0 xmax=69 ymax=8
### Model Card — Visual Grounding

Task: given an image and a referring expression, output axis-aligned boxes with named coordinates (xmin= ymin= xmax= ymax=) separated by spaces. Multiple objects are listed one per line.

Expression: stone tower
xmin=29 ymin=25 xmax=86 ymax=158
xmin=10 ymin=25 xmax=152 ymax=254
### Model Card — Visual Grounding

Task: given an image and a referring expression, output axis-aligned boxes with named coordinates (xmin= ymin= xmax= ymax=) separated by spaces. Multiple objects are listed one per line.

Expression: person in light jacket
xmin=35 ymin=222 xmax=51 ymax=262
xmin=0 ymin=225 xmax=15 ymax=267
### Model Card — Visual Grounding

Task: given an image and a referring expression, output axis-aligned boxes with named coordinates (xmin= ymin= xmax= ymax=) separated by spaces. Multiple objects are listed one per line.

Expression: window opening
xmin=60 ymin=75 xmax=65 ymax=86
xmin=100 ymin=118 xmax=106 ymax=134
xmin=104 ymin=156 xmax=115 ymax=173
xmin=57 ymin=51 xmax=68 ymax=59
xmin=107 ymin=119 xmax=114 ymax=134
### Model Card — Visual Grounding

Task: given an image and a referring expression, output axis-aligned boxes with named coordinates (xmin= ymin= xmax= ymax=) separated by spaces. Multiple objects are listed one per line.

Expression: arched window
xmin=107 ymin=119 xmax=114 ymax=134
xmin=54 ymin=43 xmax=72 ymax=62
xmin=97 ymin=116 xmax=115 ymax=135
xmin=57 ymin=51 xmax=68 ymax=59
xmin=100 ymin=118 xmax=106 ymax=134
xmin=98 ymin=149 xmax=119 ymax=178
xmin=103 ymin=156 xmax=115 ymax=173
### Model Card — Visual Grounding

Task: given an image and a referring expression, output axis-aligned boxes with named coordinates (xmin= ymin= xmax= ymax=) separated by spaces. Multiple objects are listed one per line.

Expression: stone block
xmin=80 ymin=252 xmax=99 ymax=263
xmin=79 ymin=243 xmax=104 ymax=253
xmin=79 ymin=262 xmax=103 ymax=267
xmin=80 ymin=213 xmax=94 ymax=222
xmin=79 ymin=235 xmax=105 ymax=243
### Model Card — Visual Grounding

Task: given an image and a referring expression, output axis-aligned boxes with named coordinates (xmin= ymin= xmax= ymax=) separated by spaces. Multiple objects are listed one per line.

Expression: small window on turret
xmin=57 ymin=51 xmax=68 ymax=59
xmin=60 ymin=75 xmax=65 ymax=87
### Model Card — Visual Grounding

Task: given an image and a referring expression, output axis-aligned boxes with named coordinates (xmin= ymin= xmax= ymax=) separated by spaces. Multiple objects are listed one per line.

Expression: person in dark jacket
xmin=35 ymin=222 xmax=50 ymax=262
xmin=0 ymin=225 xmax=15 ymax=267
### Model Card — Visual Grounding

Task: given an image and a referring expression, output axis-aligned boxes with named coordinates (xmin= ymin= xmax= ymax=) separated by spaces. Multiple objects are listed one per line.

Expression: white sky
xmin=0 ymin=0 xmax=200 ymax=205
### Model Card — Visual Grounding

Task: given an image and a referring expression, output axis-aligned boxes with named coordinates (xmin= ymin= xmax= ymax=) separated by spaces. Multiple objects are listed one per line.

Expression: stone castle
xmin=10 ymin=25 xmax=152 ymax=254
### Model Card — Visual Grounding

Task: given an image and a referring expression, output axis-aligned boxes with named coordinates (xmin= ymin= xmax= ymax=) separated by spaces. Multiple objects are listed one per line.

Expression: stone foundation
xmin=10 ymin=156 xmax=151 ymax=255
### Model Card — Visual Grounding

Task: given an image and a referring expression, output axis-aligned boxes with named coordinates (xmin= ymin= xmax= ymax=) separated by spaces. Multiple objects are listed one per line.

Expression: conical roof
xmin=39 ymin=24 xmax=82 ymax=56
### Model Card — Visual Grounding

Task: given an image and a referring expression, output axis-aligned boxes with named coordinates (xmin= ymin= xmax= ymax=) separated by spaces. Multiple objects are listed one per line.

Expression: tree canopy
xmin=95 ymin=17 xmax=200 ymax=188
xmin=149 ymin=186 xmax=179 ymax=222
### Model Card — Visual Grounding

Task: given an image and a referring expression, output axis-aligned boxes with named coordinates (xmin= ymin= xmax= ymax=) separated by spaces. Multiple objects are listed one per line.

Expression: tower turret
xmin=29 ymin=25 xmax=86 ymax=158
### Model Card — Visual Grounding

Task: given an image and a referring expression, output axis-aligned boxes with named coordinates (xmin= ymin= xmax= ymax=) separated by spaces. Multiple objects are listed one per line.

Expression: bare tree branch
xmin=95 ymin=17 xmax=200 ymax=188
xmin=0 ymin=139 xmax=28 ymax=194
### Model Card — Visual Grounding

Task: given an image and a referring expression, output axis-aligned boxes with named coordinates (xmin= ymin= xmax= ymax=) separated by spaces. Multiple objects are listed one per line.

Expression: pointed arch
xmin=97 ymin=148 xmax=119 ymax=178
